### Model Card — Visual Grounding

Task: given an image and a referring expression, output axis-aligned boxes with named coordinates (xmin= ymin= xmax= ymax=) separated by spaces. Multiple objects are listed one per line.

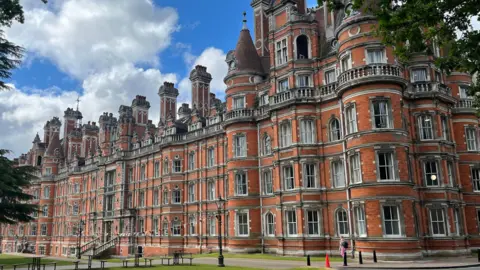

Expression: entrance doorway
xmin=104 ymin=221 xmax=112 ymax=242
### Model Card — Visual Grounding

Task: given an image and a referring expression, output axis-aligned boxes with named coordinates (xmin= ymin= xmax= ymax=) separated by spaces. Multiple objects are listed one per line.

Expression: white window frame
xmin=324 ymin=68 xmax=337 ymax=84
xmin=278 ymin=78 xmax=289 ymax=92
xmin=234 ymin=134 xmax=247 ymax=158
xmin=303 ymin=163 xmax=316 ymax=188
xmin=189 ymin=215 xmax=196 ymax=235
xmin=332 ymin=160 xmax=345 ymax=188
xmin=466 ymin=127 xmax=477 ymax=151
xmin=430 ymin=208 xmax=447 ymax=236
xmin=300 ymin=119 xmax=315 ymax=144
xmin=207 ymin=147 xmax=215 ymax=167
xmin=382 ymin=205 xmax=401 ymax=237
xmin=286 ymin=210 xmax=298 ymax=236
xmin=350 ymin=153 xmax=362 ymax=184
xmin=471 ymin=168 xmax=480 ymax=192
xmin=265 ymin=212 xmax=275 ymax=236
xmin=233 ymin=96 xmax=246 ymax=109
xmin=236 ymin=211 xmax=249 ymax=236
xmin=297 ymin=74 xmax=312 ymax=87
xmin=329 ymin=118 xmax=341 ymax=141
xmin=188 ymin=183 xmax=195 ymax=202
xmin=172 ymin=189 xmax=181 ymax=204
xmin=336 ymin=209 xmax=349 ymax=236
xmin=424 ymin=160 xmax=440 ymax=187
xmin=280 ymin=121 xmax=292 ymax=147
xmin=340 ymin=53 xmax=352 ymax=72
xmin=235 ymin=172 xmax=248 ymax=196
xmin=208 ymin=216 xmax=216 ymax=236
xmin=173 ymin=160 xmax=182 ymax=173
xmin=377 ymin=151 xmax=396 ymax=181
xmin=207 ymin=181 xmax=216 ymax=201
xmin=188 ymin=152 xmax=195 ymax=171
xmin=345 ymin=104 xmax=358 ymax=134
xmin=276 ymin=38 xmax=288 ymax=65
xmin=283 ymin=165 xmax=295 ymax=190
xmin=371 ymin=99 xmax=392 ymax=129
xmin=263 ymin=170 xmax=273 ymax=195
xmin=411 ymin=68 xmax=428 ymax=82
xmin=418 ymin=115 xmax=434 ymax=140
xmin=366 ymin=48 xmax=386 ymax=64
xmin=306 ymin=210 xmax=320 ymax=236
xmin=355 ymin=206 xmax=367 ymax=237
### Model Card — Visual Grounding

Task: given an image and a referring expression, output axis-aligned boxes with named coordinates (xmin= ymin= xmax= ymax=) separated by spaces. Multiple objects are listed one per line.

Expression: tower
xmin=189 ymin=65 xmax=212 ymax=118
xmin=131 ymin=95 xmax=150 ymax=126
xmin=158 ymin=82 xmax=179 ymax=125
xmin=250 ymin=0 xmax=271 ymax=57
xmin=63 ymin=107 xmax=83 ymax=158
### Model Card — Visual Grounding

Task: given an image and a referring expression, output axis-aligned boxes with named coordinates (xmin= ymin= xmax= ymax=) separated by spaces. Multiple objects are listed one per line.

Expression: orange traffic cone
xmin=325 ymin=253 xmax=331 ymax=268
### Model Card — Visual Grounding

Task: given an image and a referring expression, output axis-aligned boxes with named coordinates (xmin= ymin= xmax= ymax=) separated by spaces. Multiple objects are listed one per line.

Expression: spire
xmin=242 ymin=11 xmax=247 ymax=30
xmin=227 ymin=12 xmax=264 ymax=76
xmin=32 ymin=133 xmax=41 ymax=144
xmin=76 ymin=95 xmax=80 ymax=111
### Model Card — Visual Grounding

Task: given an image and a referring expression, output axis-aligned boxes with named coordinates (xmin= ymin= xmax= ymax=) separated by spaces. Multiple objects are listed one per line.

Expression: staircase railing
xmin=80 ymin=237 xmax=101 ymax=255
xmin=93 ymin=237 xmax=118 ymax=256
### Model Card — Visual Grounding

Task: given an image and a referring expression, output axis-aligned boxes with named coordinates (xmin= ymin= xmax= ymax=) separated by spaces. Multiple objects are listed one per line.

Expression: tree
xmin=317 ymin=0 xmax=480 ymax=95
xmin=0 ymin=150 xmax=38 ymax=224
xmin=0 ymin=0 xmax=47 ymax=91
xmin=0 ymin=0 xmax=46 ymax=224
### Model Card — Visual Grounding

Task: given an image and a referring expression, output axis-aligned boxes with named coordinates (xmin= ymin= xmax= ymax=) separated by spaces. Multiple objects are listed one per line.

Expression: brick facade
xmin=1 ymin=0 xmax=479 ymax=260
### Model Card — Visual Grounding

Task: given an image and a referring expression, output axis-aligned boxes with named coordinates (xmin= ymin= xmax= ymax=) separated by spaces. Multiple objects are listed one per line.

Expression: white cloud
xmin=8 ymin=0 xmax=179 ymax=79
xmin=0 ymin=64 xmax=177 ymax=156
xmin=177 ymin=47 xmax=228 ymax=104
xmin=0 ymin=0 xmax=231 ymax=157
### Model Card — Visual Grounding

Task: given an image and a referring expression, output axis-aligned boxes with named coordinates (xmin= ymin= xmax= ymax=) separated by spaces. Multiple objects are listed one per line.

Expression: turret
xmin=98 ymin=112 xmax=117 ymax=156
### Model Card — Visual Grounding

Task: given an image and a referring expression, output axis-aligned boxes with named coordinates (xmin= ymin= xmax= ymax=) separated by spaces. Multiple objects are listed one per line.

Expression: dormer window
xmin=229 ymin=60 xmax=236 ymax=70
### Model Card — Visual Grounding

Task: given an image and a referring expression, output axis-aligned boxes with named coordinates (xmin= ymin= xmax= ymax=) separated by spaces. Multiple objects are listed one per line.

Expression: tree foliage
xmin=0 ymin=149 xmax=38 ymax=224
xmin=317 ymin=0 xmax=480 ymax=94
xmin=0 ymin=0 xmax=46 ymax=224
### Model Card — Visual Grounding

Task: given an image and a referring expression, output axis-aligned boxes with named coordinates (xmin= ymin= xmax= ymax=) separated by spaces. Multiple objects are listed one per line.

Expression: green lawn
xmin=193 ymin=252 xmax=343 ymax=262
xmin=102 ymin=267 xmax=323 ymax=270
xmin=0 ymin=254 xmax=75 ymax=268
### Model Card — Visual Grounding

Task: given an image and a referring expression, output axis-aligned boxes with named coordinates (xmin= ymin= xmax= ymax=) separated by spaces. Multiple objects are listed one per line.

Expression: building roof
xmin=231 ymin=24 xmax=264 ymax=75
xmin=45 ymin=131 xmax=63 ymax=158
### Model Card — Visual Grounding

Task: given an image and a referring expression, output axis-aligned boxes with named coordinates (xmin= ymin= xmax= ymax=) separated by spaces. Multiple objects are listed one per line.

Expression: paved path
xmin=6 ymin=253 xmax=480 ymax=269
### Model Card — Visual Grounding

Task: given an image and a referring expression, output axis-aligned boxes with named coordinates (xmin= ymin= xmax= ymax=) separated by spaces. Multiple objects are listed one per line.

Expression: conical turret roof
xmin=229 ymin=13 xmax=264 ymax=75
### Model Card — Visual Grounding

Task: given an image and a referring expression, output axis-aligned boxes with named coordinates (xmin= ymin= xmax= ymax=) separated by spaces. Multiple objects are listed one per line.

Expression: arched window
xmin=37 ymin=156 xmax=42 ymax=166
xmin=265 ymin=213 xmax=275 ymax=236
xmin=163 ymin=189 xmax=169 ymax=204
xmin=330 ymin=119 xmax=341 ymax=141
xmin=263 ymin=135 xmax=272 ymax=155
xmin=162 ymin=218 xmax=169 ymax=236
xmin=336 ymin=208 xmax=349 ymax=236
xmin=296 ymin=35 xmax=309 ymax=59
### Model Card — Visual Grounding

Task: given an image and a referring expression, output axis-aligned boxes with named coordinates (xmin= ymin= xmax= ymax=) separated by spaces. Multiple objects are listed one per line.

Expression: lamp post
xmin=215 ymin=195 xmax=226 ymax=267
xmin=76 ymin=220 xmax=85 ymax=259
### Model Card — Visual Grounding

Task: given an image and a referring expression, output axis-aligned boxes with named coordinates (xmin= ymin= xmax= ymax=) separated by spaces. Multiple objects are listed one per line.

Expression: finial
xmin=242 ymin=11 xmax=247 ymax=30
xmin=75 ymin=95 xmax=81 ymax=111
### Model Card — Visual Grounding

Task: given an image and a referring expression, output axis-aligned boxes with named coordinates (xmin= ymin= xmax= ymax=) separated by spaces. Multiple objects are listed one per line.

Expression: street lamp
xmin=76 ymin=220 xmax=85 ymax=259
xmin=215 ymin=195 xmax=226 ymax=267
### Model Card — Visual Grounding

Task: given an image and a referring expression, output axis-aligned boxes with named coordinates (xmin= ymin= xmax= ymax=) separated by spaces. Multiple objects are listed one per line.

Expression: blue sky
xmin=0 ymin=0 xmax=318 ymax=156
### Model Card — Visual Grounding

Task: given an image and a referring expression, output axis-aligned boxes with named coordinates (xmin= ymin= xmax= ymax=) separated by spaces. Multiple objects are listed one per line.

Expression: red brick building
xmin=2 ymin=0 xmax=479 ymax=260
